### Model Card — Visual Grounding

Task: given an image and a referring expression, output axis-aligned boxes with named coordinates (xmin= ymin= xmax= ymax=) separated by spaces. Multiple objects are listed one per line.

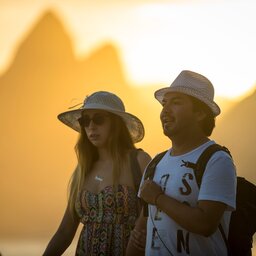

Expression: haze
xmin=0 ymin=2 xmax=255 ymax=255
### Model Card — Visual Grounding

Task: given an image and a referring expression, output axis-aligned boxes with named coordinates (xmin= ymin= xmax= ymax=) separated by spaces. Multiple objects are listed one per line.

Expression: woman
xmin=43 ymin=91 xmax=151 ymax=256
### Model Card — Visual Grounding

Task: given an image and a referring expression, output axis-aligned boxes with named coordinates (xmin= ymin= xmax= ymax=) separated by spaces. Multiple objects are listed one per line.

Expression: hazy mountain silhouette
xmin=0 ymin=9 xmax=254 ymax=239
xmin=0 ymin=9 xmax=165 ymax=238
xmin=213 ymin=89 xmax=256 ymax=183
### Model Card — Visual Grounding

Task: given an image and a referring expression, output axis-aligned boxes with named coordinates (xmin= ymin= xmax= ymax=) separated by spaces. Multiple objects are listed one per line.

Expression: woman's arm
xmin=43 ymin=206 xmax=80 ymax=256
xmin=125 ymin=150 xmax=151 ymax=255
xmin=126 ymin=209 xmax=147 ymax=256
xmin=136 ymin=150 xmax=152 ymax=174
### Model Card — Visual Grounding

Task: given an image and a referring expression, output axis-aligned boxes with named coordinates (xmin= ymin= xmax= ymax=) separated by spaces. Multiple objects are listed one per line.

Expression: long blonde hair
xmin=68 ymin=113 xmax=136 ymax=216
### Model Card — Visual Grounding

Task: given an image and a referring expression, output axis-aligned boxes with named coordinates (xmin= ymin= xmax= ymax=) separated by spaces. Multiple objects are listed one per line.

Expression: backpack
xmin=144 ymin=143 xmax=256 ymax=256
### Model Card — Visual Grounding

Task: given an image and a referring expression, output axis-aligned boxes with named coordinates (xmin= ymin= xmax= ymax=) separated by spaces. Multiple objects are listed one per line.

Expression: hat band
xmin=83 ymin=103 xmax=125 ymax=113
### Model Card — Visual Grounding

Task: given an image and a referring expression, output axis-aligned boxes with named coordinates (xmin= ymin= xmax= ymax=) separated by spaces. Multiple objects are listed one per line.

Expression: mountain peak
xmin=39 ymin=9 xmax=61 ymax=23
xmin=11 ymin=9 xmax=75 ymax=68
xmin=79 ymin=42 xmax=127 ymax=88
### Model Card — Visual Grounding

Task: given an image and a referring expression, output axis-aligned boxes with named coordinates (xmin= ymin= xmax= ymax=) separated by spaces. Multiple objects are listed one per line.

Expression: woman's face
xmin=80 ymin=110 xmax=112 ymax=148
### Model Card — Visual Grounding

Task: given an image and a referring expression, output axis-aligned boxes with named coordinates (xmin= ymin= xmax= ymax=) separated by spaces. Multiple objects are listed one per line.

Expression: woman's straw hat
xmin=58 ymin=91 xmax=144 ymax=143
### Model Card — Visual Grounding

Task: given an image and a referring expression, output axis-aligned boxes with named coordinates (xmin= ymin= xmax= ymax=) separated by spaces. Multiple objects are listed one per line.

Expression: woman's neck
xmin=97 ymin=147 xmax=112 ymax=161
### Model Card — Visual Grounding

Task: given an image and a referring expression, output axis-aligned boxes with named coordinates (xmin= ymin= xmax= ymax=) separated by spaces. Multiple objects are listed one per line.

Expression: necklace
xmin=95 ymin=175 xmax=103 ymax=182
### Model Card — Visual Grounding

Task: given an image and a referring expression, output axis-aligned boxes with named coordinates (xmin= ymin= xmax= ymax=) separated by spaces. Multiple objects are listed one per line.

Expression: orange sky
xmin=0 ymin=0 xmax=255 ymax=99
xmin=0 ymin=3 xmax=256 ymax=255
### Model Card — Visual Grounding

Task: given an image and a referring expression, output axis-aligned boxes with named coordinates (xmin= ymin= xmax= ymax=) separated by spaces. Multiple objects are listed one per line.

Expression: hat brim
xmin=57 ymin=105 xmax=145 ymax=143
xmin=154 ymin=86 xmax=221 ymax=117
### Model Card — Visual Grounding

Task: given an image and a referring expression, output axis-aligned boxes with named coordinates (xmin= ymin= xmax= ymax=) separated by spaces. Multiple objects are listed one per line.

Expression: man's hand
xmin=140 ymin=180 xmax=163 ymax=205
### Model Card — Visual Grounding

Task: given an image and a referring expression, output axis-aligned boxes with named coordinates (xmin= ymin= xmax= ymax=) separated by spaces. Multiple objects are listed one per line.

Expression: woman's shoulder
xmin=136 ymin=149 xmax=152 ymax=173
xmin=136 ymin=148 xmax=151 ymax=160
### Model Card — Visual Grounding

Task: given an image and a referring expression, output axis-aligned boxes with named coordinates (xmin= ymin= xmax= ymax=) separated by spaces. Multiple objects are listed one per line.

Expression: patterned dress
xmin=75 ymin=184 xmax=140 ymax=256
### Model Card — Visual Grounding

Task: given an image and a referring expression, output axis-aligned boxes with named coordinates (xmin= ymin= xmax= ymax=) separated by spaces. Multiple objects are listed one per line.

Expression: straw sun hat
xmin=58 ymin=91 xmax=144 ymax=143
xmin=155 ymin=70 xmax=221 ymax=116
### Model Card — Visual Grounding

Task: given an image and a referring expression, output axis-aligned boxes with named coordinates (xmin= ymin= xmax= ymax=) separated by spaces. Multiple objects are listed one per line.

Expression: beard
xmin=162 ymin=123 xmax=175 ymax=139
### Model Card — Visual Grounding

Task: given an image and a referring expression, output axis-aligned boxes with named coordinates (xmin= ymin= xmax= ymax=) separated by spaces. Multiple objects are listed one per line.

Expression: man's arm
xmin=140 ymin=180 xmax=226 ymax=237
xmin=126 ymin=209 xmax=147 ymax=256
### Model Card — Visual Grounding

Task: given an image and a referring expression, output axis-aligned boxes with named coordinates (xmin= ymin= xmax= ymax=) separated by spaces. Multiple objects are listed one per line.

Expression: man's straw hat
xmin=155 ymin=70 xmax=221 ymax=116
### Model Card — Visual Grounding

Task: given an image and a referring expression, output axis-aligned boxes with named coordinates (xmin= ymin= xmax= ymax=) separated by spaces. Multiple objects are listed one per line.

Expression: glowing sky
xmin=0 ymin=0 xmax=255 ymax=99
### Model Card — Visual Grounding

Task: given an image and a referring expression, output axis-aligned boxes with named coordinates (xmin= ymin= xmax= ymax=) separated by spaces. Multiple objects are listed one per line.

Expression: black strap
xmin=130 ymin=149 xmax=143 ymax=193
xmin=184 ymin=143 xmax=232 ymax=255
xmin=143 ymin=150 xmax=167 ymax=217
xmin=144 ymin=150 xmax=168 ymax=180
xmin=219 ymin=223 xmax=230 ymax=253
xmin=193 ymin=144 xmax=231 ymax=187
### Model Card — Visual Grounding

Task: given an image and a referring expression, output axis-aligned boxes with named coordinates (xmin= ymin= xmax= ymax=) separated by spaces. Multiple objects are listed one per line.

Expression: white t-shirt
xmin=140 ymin=141 xmax=236 ymax=256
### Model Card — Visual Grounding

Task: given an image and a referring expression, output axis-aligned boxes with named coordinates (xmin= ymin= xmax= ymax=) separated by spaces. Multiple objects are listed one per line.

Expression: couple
xmin=43 ymin=70 xmax=236 ymax=256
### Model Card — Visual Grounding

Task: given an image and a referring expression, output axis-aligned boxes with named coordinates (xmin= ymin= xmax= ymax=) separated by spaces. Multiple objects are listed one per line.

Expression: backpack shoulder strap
xmin=193 ymin=144 xmax=231 ymax=187
xmin=142 ymin=150 xmax=168 ymax=217
xmin=144 ymin=150 xmax=168 ymax=180
xmin=191 ymin=143 xmax=232 ymax=255
xmin=130 ymin=149 xmax=143 ymax=193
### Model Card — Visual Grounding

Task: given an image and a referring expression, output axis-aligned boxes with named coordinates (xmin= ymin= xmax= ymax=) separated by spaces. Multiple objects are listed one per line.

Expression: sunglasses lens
xmin=81 ymin=114 xmax=106 ymax=127
xmin=93 ymin=114 xmax=105 ymax=125
xmin=83 ymin=116 xmax=91 ymax=127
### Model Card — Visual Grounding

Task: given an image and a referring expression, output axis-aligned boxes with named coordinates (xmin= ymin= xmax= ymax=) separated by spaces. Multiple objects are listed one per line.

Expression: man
xmin=126 ymin=70 xmax=236 ymax=256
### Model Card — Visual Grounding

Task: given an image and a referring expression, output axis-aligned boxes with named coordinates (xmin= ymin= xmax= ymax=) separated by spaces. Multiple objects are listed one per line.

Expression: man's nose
xmin=161 ymin=105 xmax=169 ymax=115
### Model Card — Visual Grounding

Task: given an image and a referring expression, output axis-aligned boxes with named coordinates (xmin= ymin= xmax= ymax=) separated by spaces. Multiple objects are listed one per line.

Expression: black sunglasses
xmin=79 ymin=113 xmax=108 ymax=127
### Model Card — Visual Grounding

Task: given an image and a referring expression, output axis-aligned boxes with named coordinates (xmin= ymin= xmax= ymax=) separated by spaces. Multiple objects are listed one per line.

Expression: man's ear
xmin=196 ymin=110 xmax=207 ymax=122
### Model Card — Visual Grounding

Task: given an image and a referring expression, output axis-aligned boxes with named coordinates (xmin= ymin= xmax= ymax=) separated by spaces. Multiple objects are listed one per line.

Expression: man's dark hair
xmin=189 ymin=96 xmax=216 ymax=136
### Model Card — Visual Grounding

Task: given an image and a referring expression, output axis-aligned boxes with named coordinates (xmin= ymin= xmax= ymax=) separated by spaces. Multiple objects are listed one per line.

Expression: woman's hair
xmin=189 ymin=96 xmax=216 ymax=136
xmin=68 ymin=112 xmax=135 ymax=216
